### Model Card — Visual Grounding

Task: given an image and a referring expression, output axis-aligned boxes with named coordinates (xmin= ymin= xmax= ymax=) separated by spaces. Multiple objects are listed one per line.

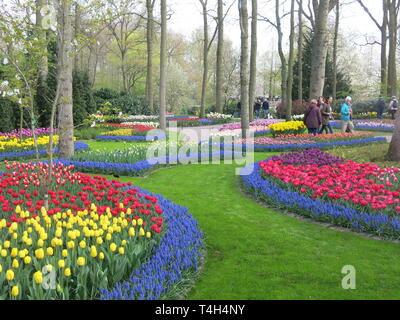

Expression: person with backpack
xmin=376 ymin=97 xmax=386 ymax=119
xmin=389 ymin=96 xmax=398 ymax=120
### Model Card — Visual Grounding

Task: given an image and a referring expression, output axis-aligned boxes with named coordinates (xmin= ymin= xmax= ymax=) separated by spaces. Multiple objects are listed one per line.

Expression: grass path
xmin=109 ymin=152 xmax=400 ymax=300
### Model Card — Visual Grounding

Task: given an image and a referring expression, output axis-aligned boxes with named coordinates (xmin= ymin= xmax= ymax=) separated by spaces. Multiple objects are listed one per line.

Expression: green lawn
xmin=91 ymin=143 xmax=400 ymax=300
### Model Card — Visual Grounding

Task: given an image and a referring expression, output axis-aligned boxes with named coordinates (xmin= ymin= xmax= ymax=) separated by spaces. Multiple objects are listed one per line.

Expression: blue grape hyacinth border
xmin=0 ymin=142 xmax=89 ymax=160
xmin=53 ymin=151 xmax=245 ymax=177
xmin=240 ymin=159 xmax=400 ymax=239
xmin=212 ymin=137 xmax=386 ymax=152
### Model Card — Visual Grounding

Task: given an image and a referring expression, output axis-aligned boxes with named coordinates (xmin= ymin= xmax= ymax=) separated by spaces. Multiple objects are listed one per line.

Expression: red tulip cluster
xmin=0 ymin=162 xmax=164 ymax=233
xmin=259 ymin=159 xmax=400 ymax=216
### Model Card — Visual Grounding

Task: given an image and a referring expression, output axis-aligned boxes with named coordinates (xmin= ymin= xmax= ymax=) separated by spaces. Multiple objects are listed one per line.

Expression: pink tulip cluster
xmin=0 ymin=128 xmax=58 ymax=138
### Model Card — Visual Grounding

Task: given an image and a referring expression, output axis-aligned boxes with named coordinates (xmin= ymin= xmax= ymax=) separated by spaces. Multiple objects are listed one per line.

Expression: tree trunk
xmin=332 ymin=2 xmax=339 ymax=100
xmin=387 ymin=109 xmax=400 ymax=160
xmin=298 ymin=0 xmax=303 ymax=103
xmin=276 ymin=0 xmax=287 ymax=109
xmin=309 ymin=0 xmax=330 ymax=98
xmin=57 ymin=0 xmax=74 ymax=159
xmin=382 ymin=0 xmax=388 ymax=96
xmin=248 ymin=0 xmax=257 ymax=122
xmin=159 ymin=0 xmax=167 ymax=131
xmin=36 ymin=0 xmax=48 ymax=83
xmin=146 ymin=0 xmax=155 ymax=114
xmin=286 ymin=0 xmax=295 ymax=121
xmin=215 ymin=0 xmax=224 ymax=114
xmin=200 ymin=0 xmax=209 ymax=119
xmin=74 ymin=2 xmax=81 ymax=69
xmin=387 ymin=0 xmax=397 ymax=98
xmin=239 ymin=0 xmax=249 ymax=140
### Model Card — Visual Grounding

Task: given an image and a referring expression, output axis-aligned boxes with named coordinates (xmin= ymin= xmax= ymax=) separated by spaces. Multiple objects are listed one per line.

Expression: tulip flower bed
xmin=96 ymin=126 xmax=166 ymax=142
xmin=0 ymin=162 xmax=204 ymax=300
xmin=241 ymin=149 xmax=400 ymax=238
xmin=0 ymin=142 xmax=88 ymax=161
xmin=0 ymin=135 xmax=60 ymax=153
xmin=269 ymin=121 xmax=307 ymax=137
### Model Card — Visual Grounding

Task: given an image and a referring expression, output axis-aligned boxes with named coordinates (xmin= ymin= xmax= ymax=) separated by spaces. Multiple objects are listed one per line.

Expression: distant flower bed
xmin=331 ymin=121 xmax=394 ymax=131
xmin=121 ymin=122 xmax=159 ymax=128
xmin=0 ymin=162 xmax=204 ymax=300
xmin=241 ymin=149 xmax=400 ymax=239
xmin=96 ymin=125 xmax=164 ymax=142
xmin=123 ymin=115 xmax=159 ymax=122
xmin=219 ymin=120 xmax=282 ymax=131
xmin=206 ymin=113 xmax=233 ymax=120
xmin=214 ymin=136 xmax=386 ymax=152
xmin=0 ymin=128 xmax=58 ymax=138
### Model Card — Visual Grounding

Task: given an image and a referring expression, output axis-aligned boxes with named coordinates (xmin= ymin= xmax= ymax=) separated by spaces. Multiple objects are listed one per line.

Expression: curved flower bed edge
xmin=100 ymin=185 xmax=204 ymax=300
xmin=240 ymin=160 xmax=400 ymax=239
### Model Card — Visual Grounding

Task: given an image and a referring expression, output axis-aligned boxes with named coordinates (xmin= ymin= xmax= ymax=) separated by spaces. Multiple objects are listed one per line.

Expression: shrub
xmin=110 ymin=94 xmax=150 ymax=115
xmin=276 ymin=100 xmax=309 ymax=118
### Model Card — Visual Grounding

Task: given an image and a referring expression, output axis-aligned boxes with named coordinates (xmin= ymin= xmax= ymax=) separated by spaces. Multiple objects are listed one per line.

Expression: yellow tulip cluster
xmin=0 ymin=135 xmax=60 ymax=151
xmin=0 ymin=204 xmax=154 ymax=300
xmin=269 ymin=121 xmax=306 ymax=137
xmin=100 ymin=129 xmax=133 ymax=136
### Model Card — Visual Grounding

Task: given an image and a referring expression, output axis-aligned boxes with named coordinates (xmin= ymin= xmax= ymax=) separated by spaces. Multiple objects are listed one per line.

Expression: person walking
xmin=388 ymin=96 xmax=398 ymax=120
xmin=319 ymin=96 xmax=334 ymax=134
xmin=341 ymin=96 xmax=354 ymax=133
xmin=262 ymin=98 xmax=270 ymax=119
xmin=254 ymin=99 xmax=261 ymax=119
xmin=304 ymin=99 xmax=322 ymax=136
xmin=376 ymin=97 xmax=385 ymax=119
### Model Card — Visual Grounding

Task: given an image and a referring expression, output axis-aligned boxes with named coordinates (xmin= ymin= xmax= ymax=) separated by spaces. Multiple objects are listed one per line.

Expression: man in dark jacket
xmin=262 ymin=98 xmax=270 ymax=119
xmin=304 ymin=99 xmax=322 ymax=135
xmin=376 ymin=97 xmax=385 ymax=119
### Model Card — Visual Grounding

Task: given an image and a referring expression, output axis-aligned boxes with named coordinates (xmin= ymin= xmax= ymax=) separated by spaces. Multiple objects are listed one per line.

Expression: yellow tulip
xmin=24 ymin=256 xmax=31 ymax=264
xmin=6 ymin=269 xmax=14 ymax=281
xmin=110 ymin=243 xmax=117 ymax=252
xmin=146 ymin=232 xmax=152 ymax=238
xmin=11 ymin=286 xmax=19 ymax=297
xmin=4 ymin=241 xmax=10 ymax=249
xmin=34 ymin=271 xmax=43 ymax=284
xmin=58 ymin=259 xmax=65 ymax=268
xmin=77 ymin=257 xmax=86 ymax=267
xmin=99 ymin=252 xmax=105 ymax=260
xmin=139 ymin=228 xmax=145 ymax=236
xmin=90 ymin=246 xmax=98 ymax=258
xmin=46 ymin=247 xmax=54 ymax=256
xmin=129 ymin=228 xmax=135 ymax=237
xmin=118 ymin=247 xmax=125 ymax=255
xmin=37 ymin=239 xmax=44 ymax=247
xmin=35 ymin=248 xmax=45 ymax=259
xmin=0 ymin=265 xmax=2 ymax=272
xmin=12 ymin=259 xmax=19 ymax=269
xmin=62 ymin=249 xmax=68 ymax=258
xmin=64 ymin=268 xmax=71 ymax=277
